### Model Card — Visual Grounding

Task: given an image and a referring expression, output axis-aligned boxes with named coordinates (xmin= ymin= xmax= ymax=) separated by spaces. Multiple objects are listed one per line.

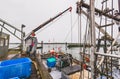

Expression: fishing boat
xmin=1 ymin=0 xmax=120 ymax=79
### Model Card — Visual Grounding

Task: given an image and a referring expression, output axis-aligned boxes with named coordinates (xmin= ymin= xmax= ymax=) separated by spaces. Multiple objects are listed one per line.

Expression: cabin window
xmin=0 ymin=39 xmax=4 ymax=46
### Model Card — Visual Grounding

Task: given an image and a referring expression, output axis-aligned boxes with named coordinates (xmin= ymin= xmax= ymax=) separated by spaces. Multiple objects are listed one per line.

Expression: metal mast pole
xmin=118 ymin=0 xmax=120 ymax=13
xmin=21 ymin=24 xmax=25 ymax=54
xmin=90 ymin=0 xmax=96 ymax=78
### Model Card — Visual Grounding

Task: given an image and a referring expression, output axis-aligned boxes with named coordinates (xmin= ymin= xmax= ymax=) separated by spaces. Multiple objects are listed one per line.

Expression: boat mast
xmin=90 ymin=0 xmax=96 ymax=78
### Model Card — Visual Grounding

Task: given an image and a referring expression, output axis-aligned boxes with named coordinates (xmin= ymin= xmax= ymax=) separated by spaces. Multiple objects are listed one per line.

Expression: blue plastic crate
xmin=0 ymin=57 xmax=32 ymax=79
xmin=47 ymin=57 xmax=56 ymax=68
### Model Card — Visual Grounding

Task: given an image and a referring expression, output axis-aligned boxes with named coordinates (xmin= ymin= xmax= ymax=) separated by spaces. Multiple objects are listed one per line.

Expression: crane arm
xmin=33 ymin=7 xmax=72 ymax=32
xmin=24 ymin=7 xmax=72 ymax=40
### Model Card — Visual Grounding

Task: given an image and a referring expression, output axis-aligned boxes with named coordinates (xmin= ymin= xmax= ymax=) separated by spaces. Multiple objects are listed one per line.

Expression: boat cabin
xmin=0 ymin=32 xmax=9 ymax=59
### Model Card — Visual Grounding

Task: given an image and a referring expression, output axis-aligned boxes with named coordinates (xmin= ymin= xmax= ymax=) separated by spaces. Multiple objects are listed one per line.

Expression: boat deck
xmin=6 ymin=53 xmax=92 ymax=79
xmin=42 ymin=58 xmax=91 ymax=79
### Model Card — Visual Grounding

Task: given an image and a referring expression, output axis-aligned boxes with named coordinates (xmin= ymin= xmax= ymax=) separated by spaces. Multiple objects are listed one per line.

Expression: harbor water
xmin=9 ymin=43 xmax=81 ymax=60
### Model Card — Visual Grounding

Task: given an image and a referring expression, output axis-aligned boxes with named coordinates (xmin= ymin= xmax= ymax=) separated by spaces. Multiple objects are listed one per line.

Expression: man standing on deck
xmin=26 ymin=31 xmax=38 ymax=57
xmin=50 ymin=48 xmax=55 ymax=56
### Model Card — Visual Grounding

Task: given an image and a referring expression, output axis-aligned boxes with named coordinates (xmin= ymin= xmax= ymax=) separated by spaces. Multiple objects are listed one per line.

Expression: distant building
xmin=0 ymin=32 xmax=9 ymax=59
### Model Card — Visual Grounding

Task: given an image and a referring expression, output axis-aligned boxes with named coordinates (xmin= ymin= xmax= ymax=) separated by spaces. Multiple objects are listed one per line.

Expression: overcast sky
xmin=0 ymin=0 xmax=119 ymax=43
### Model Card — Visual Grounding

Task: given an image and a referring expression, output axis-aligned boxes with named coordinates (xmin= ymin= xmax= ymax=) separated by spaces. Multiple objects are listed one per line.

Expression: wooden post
xmin=41 ymin=41 xmax=43 ymax=54
xmin=21 ymin=25 xmax=23 ymax=54
xmin=21 ymin=24 xmax=25 ymax=54
xmin=65 ymin=42 xmax=67 ymax=53
xmin=90 ymin=0 xmax=96 ymax=78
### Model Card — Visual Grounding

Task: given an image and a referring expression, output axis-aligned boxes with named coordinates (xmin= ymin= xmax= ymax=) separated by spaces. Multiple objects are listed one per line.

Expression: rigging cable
xmin=71 ymin=9 xmax=73 ymax=43
xmin=98 ymin=0 xmax=104 ymax=47
xmin=70 ymin=7 xmax=73 ymax=56
xmin=78 ymin=13 xmax=82 ymax=79
xmin=82 ymin=9 xmax=90 ymax=79
xmin=98 ymin=1 xmax=104 ymax=78
xmin=63 ymin=17 xmax=78 ymax=42
xmin=78 ymin=8 xmax=82 ymax=79
xmin=95 ymin=1 xmax=108 ymax=76
xmin=76 ymin=1 xmax=84 ymax=78
xmin=105 ymin=1 xmax=109 ymax=78
xmin=96 ymin=1 xmax=106 ymax=79
xmin=76 ymin=9 xmax=92 ymax=79
xmin=35 ymin=11 xmax=69 ymax=35
xmin=110 ymin=0 xmax=113 ymax=77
